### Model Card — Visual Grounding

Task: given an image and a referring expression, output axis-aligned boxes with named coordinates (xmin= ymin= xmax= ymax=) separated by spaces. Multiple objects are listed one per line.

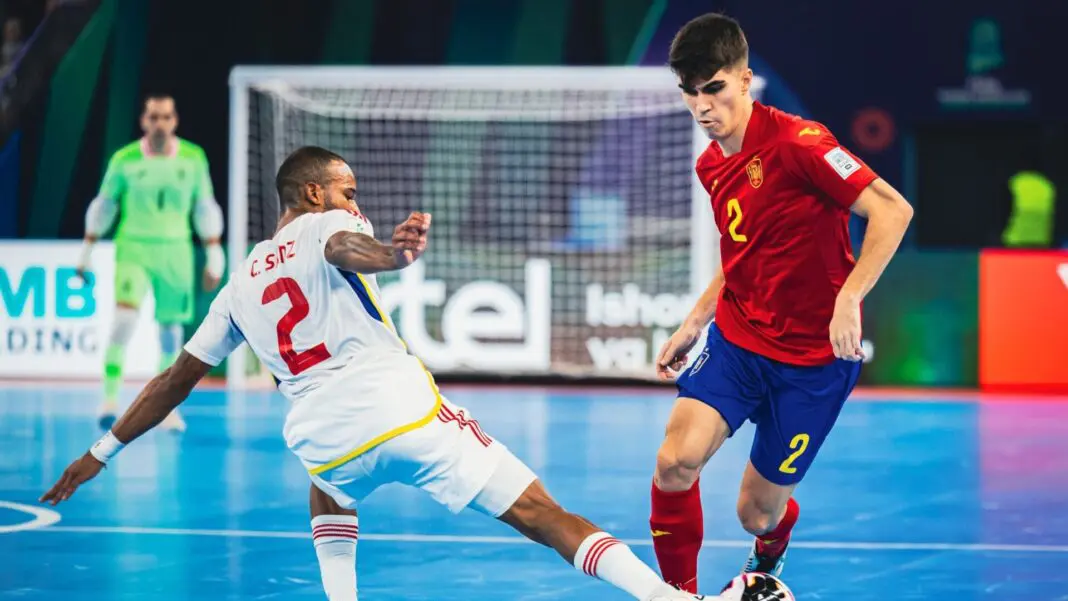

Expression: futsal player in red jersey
xmin=648 ymin=13 xmax=914 ymax=592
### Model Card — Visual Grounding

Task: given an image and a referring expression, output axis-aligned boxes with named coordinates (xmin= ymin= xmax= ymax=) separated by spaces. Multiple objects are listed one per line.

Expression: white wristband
xmin=205 ymin=243 xmax=225 ymax=278
xmin=89 ymin=431 xmax=125 ymax=464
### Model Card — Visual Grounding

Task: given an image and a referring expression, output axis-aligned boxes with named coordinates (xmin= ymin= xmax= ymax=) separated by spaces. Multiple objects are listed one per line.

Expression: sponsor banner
xmin=376 ymin=259 xmax=698 ymax=379
xmin=979 ymin=250 xmax=1068 ymax=391
xmin=0 ymin=241 xmax=159 ymax=378
xmin=374 ymin=252 xmax=982 ymax=386
xmin=248 ymin=249 xmax=1057 ymax=391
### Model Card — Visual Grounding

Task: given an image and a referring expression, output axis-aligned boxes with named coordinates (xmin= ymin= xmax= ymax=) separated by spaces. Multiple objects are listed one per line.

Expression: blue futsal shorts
xmin=676 ymin=323 xmax=862 ymax=486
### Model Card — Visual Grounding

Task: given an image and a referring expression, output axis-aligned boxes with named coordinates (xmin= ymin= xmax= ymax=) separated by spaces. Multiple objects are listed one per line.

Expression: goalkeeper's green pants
xmin=113 ymin=239 xmax=196 ymax=325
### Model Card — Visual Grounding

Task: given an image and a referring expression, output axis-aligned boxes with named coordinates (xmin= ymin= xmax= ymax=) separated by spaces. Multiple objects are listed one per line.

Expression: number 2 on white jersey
xmin=261 ymin=277 xmax=331 ymax=375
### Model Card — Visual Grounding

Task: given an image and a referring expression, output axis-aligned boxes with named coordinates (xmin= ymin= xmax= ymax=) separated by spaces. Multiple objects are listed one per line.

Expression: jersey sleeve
xmin=782 ymin=127 xmax=878 ymax=209
xmin=184 ymin=285 xmax=244 ymax=366
xmin=97 ymin=152 xmax=127 ymax=200
xmin=317 ymin=209 xmax=375 ymax=253
xmin=194 ymin=149 xmax=215 ymax=201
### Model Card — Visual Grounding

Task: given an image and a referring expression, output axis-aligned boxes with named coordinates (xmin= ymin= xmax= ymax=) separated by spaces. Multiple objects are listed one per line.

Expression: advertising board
xmin=0 ymin=241 xmax=160 ymax=379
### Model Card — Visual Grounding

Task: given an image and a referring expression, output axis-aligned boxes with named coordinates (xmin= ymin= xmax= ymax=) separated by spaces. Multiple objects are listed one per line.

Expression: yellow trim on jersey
xmin=356 ymin=273 xmax=400 ymax=336
xmin=307 ymin=363 xmax=442 ymax=476
xmin=354 ymin=272 xmax=414 ymax=354
xmin=306 ymin=272 xmax=438 ymax=476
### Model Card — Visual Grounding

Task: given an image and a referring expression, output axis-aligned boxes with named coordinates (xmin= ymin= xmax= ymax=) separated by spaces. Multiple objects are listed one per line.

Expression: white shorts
xmin=309 ymin=397 xmax=537 ymax=517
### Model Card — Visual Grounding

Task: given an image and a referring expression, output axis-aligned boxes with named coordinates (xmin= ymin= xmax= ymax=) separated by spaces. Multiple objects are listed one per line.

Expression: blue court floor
xmin=2 ymin=384 xmax=1067 ymax=600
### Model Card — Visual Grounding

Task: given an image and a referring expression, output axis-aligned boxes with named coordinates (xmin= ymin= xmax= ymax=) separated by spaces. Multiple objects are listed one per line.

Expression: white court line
xmin=31 ymin=525 xmax=1068 ymax=553
xmin=1 ymin=380 xmax=1064 ymax=403
xmin=0 ymin=501 xmax=62 ymax=533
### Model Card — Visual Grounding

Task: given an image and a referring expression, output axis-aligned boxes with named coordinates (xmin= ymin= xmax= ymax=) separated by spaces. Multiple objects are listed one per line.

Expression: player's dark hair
xmin=669 ymin=13 xmax=749 ymax=87
xmin=142 ymin=93 xmax=175 ymax=111
xmin=275 ymin=146 xmax=347 ymax=209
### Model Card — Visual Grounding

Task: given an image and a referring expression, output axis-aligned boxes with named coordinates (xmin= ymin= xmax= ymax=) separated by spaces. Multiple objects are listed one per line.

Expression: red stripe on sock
xmin=313 ymin=534 xmax=358 ymax=542
xmin=312 ymin=526 xmax=358 ymax=534
xmin=312 ymin=526 xmax=359 ymax=540
xmin=582 ymin=537 xmax=620 ymax=576
xmin=313 ymin=531 xmax=359 ymax=537
xmin=583 ymin=538 xmax=612 ymax=575
xmin=588 ymin=538 xmax=621 ymax=576
xmin=312 ymin=525 xmax=358 ymax=533
xmin=582 ymin=537 xmax=616 ymax=576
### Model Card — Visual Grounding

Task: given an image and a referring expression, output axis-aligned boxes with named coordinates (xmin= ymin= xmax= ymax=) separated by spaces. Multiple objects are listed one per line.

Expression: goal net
xmin=228 ymin=67 xmax=758 ymax=390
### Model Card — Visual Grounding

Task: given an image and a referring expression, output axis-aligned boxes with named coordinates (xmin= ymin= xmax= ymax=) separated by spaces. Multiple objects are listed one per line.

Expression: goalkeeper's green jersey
xmin=99 ymin=138 xmax=214 ymax=243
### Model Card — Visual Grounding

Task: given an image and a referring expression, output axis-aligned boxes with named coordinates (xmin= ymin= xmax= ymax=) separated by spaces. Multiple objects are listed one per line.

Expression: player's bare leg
xmin=499 ymin=479 xmax=711 ymax=600
xmin=99 ymin=302 xmax=141 ymax=430
xmin=649 ymin=397 xmax=730 ymax=593
xmin=157 ymin=322 xmax=187 ymax=432
xmin=737 ymin=462 xmax=798 ymax=577
xmin=309 ymin=483 xmax=359 ymax=601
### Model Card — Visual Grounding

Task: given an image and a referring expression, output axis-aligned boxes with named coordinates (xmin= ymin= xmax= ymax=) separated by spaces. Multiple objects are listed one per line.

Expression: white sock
xmin=311 ymin=515 xmax=358 ymax=601
xmin=573 ymin=531 xmax=668 ymax=600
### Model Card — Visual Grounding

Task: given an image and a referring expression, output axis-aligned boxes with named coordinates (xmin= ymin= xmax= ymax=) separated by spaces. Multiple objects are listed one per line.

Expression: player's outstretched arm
xmin=840 ymin=179 xmax=914 ymax=302
xmin=681 ymin=265 xmax=725 ymax=331
xmin=656 ymin=266 xmax=725 ymax=379
xmin=830 ymin=179 xmax=914 ymax=360
xmin=325 ymin=211 xmax=431 ymax=273
xmin=109 ymin=352 xmax=211 ymax=443
xmin=39 ymin=352 xmax=212 ymax=506
xmin=324 ymin=231 xmax=401 ymax=273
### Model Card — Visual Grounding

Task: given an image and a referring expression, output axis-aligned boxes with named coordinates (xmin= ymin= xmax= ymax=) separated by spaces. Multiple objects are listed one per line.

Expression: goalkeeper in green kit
xmin=77 ymin=94 xmax=225 ymax=432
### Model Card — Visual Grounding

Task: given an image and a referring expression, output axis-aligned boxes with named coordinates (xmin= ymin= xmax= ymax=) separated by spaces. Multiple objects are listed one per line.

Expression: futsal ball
xmin=718 ymin=573 xmax=795 ymax=601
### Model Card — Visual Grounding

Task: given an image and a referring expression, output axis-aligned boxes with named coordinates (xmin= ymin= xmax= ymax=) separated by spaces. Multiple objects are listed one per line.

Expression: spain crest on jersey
xmin=746 ymin=157 xmax=764 ymax=188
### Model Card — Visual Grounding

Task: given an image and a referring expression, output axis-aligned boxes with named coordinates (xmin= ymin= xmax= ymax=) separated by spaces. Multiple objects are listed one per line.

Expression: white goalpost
xmin=227 ymin=66 xmax=764 ymax=390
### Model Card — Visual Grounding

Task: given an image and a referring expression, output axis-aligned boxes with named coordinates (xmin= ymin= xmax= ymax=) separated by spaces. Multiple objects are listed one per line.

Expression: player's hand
xmin=656 ymin=322 xmax=704 ymax=380
xmin=39 ymin=452 xmax=105 ymax=506
xmin=391 ymin=212 xmax=431 ymax=268
xmin=829 ymin=294 xmax=865 ymax=362
xmin=202 ymin=268 xmax=221 ymax=292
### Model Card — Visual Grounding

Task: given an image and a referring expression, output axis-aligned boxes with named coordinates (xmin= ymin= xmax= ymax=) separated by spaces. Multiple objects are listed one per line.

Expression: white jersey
xmin=185 ymin=209 xmax=440 ymax=472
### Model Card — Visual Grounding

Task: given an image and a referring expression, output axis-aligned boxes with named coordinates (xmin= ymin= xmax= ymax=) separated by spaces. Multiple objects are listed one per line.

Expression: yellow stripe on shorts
xmin=307 ymin=273 xmax=440 ymax=476
xmin=308 ymin=366 xmax=443 ymax=476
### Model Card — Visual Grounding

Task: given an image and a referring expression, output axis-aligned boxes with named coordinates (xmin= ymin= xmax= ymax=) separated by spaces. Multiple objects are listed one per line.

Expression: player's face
xmin=679 ymin=66 xmax=753 ymax=140
xmin=141 ymin=98 xmax=178 ymax=141
xmin=317 ymin=161 xmax=359 ymax=213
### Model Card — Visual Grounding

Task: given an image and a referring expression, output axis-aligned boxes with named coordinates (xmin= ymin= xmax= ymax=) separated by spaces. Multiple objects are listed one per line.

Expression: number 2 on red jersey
xmin=261 ymin=277 xmax=331 ymax=375
xmin=726 ymin=197 xmax=747 ymax=243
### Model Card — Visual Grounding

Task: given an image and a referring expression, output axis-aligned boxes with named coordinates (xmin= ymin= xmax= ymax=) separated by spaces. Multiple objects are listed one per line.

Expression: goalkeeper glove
xmin=205 ymin=243 xmax=225 ymax=279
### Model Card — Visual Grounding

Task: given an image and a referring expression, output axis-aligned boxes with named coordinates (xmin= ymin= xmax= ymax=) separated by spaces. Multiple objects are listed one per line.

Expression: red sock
xmin=755 ymin=497 xmax=799 ymax=558
xmin=650 ymin=479 xmax=703 ymax=593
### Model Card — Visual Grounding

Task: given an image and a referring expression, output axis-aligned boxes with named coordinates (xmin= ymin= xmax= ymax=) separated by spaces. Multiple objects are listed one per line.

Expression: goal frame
xmin=227 ymin=65 xmax=729 ymax=390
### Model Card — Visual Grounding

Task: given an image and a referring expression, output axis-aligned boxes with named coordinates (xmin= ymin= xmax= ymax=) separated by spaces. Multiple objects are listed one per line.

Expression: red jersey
xmin=696 ymin=102 xmax=878 ymax=366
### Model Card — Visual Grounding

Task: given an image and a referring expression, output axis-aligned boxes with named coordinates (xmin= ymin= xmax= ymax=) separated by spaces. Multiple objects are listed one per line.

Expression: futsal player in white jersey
xmin=42 ymin=147 xmax=720 ymax=601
